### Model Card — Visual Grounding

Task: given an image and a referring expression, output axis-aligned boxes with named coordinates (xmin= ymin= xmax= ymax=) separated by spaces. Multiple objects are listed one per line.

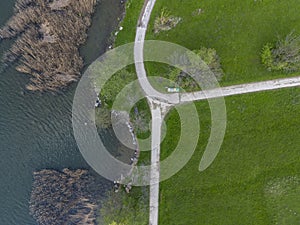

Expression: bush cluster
xmin=262 ymin=32 xmax=300 ymax=72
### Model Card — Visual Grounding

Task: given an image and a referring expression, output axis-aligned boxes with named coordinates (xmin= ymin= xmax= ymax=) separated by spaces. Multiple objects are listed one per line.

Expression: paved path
xmin=148 ymin=102 xmax=161 ymax=225
xmin=134 ymin=1 xmax=300 ymax=225
xmin=134 ymin=0 xmax=180 ymax=105
xmin=134 ymin=1 xmax=166 ymax=225
xmin=181 ymin=76 xmax=300 ymax=102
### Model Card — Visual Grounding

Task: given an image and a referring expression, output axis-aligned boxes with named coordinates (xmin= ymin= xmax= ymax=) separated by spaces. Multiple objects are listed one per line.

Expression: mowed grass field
xmin=117 ymin=0 xmax=300 ymax=85
xmin=145 ymin=0 xmax=300 ymax=85
xmin=159 ymin=88 xmax=300 ymax=224
xmin=113 ymin=0 xmax=300 ymax=224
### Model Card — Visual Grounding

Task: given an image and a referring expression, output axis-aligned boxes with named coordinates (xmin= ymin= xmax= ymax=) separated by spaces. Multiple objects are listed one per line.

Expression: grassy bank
xmin=115 ymin=0 xmax=145 ymax=46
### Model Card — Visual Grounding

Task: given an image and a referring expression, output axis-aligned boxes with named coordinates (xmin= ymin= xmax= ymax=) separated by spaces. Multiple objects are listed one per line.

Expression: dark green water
xmin=0 ymin=0 xmax=123 ymax=224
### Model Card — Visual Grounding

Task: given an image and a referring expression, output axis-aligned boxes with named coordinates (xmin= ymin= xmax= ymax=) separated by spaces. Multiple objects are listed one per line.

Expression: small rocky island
xmin=29 ymin=169 xmax=105 ymax=225
xmin=0 ymin=0 xmax=97 ymax=91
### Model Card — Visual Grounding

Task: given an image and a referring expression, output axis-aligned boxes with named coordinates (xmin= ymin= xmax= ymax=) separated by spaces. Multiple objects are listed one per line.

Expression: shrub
xmin=261 ymin=43 xmax=274 ymax=70
xmin=154 ymin=7 xmax=181 ymax=33
xmin=167 ymin=47 xmax=224 ymax=92
xmin=193 ymin=47 xmax=224 ymax=81
xmin=261 ymin=32 xmax=300 ymax=72
xmin=99 ymin=188 xmax=148 ymax=225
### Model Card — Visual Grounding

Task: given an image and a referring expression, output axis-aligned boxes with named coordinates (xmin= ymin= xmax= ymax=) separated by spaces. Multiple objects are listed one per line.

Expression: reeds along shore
xmin=0 ymin=0 xmax=97 ymax=91
xmin=29 ymin=169 xmax=103 ymax=225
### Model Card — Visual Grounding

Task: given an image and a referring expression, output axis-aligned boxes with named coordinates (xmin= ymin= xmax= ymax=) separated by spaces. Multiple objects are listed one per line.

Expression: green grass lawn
xmin=111 ymin=0 xmax=300 ymax=224
xmin=145 ymin=0 xmax=300 ymax=85
xmin=116 ymin=0 xmax=300 ymax=85
xmin=159 ymin=87 xmax=300 ymax=225
xmin=130 ymin=87 xmax=300 ymax=225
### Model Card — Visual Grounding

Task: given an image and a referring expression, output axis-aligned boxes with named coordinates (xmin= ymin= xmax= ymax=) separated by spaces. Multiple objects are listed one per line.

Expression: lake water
xmin=0 ymin=0 xmax=124 ymax=224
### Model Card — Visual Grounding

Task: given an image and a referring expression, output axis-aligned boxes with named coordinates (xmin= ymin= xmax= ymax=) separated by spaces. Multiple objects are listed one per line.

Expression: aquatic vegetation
xmin=0 ymin=0 xmax=97 ymax=91
xmin=29 ymin=169 xmax=106 ymax=225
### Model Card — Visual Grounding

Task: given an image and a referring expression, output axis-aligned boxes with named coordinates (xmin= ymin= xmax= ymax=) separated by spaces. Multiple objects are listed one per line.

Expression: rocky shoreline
xmin=0 ymin=0 xmax=97 ymax=91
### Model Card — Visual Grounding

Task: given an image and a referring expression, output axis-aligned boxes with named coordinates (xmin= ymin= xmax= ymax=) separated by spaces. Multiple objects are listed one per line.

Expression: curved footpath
xmin=134 ymin=1 xmax=165 ymax=225
xmin=134 ymin=1 xmax=300 ymax=225
xmin=134 ymin=0 xmax=179 ymax=105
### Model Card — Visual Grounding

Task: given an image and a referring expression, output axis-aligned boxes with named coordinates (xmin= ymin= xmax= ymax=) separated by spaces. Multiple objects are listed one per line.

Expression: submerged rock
xmin=0 ymin=0 xmax=97 ymax=91
xmin=29 ymin=169 xmax=104 ymax=225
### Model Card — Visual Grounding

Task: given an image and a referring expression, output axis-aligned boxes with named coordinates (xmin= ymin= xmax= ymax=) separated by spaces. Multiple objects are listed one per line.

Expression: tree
xmin=193 ymin=48 xmax=224 ymax=81
xmin=100 ymin=69 xmax=136 ymax=107
xmin=99 ymin=188 xmax=148 ymax=225
xmin=261 ymin=31 xmax=300 ymax=72
xmin=167 ymin=47 xmax=224 ymax=91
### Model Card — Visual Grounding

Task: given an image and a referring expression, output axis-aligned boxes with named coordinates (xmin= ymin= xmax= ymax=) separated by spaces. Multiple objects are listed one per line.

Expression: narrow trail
xmin=148 ymin=104 xmax=161 ymax=225
xmin=181 ymin=76 xmax=300 ymax=102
